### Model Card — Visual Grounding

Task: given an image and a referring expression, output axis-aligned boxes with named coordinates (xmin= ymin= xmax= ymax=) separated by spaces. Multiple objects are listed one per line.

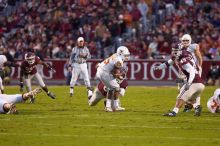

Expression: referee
xmin=69 ymin=37 xmax=93 ymax=97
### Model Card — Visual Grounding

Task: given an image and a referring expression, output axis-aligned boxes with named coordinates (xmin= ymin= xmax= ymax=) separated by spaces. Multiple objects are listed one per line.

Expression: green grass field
xmin=0 ymin=85 xmax=220 ymax=146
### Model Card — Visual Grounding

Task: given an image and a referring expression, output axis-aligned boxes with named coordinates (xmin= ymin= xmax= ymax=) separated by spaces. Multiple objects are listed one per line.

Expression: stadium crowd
xmin=0 ymin=0 xmax=220 ymax=60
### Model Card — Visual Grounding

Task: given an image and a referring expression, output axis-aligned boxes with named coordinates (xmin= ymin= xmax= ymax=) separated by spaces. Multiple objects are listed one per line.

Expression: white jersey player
xmin=181 ymin=34 xmax=202 ymax=74
xmin=96 ymin=46 xmax=130 ymax=112
xmin=0 ymin=55 xmax=7 ymax=94
xmin=207 ymin=89 xmax=220 ymax=113
xmin=89 ymin=67 xmax=128 ymax=111
xmin=69 ymin=37 xmax=93 ymax=97
xmin=0 ymin=88 xmax=41 ymax=114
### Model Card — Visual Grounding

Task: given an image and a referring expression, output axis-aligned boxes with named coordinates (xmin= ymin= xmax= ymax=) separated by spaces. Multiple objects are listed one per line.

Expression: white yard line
xmin=0 ymin=132 xmax=219 ymax=141
xmin=23 ymin=123 xmax=220 ymax=130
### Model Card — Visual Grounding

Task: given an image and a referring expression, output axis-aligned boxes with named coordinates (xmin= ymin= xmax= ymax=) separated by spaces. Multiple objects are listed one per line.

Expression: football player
xmin=207 ymin=88 xmax=220 ymax=113
xmin=155 ymin=47 xmax=205 ymax=116
xmin=0 ymin=88 xmax=42 ymax=114
xmin=0 ymin=54 xmax=19 ymax=94
xmin=96 ymin=46 xmax=130 ymax=112
xmin=88 ymin=67 xmax=128 ymax=111
xmin=20 ymin=52 xmax=56 ymax=103
xmin=154 ymin=34 xmax=203 ymax=112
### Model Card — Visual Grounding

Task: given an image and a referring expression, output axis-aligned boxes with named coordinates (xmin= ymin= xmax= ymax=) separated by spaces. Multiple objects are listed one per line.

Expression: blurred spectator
xmin=148 ymin=36 xmax=159 ymax=59
xmin=0 ymin=0 xmax=219 ymax=60
xmin=137 ymin=0 xmax=148 ymax=33
xmin=64 ymin=60 xmax=72 ymax=85
xmin=207 ymin=62 xmax=220 ymax=86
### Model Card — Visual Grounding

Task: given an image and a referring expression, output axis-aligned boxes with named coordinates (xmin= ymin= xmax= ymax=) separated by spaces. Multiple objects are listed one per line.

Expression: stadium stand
xmin=0 ymin=0 xmax=219 ymax=60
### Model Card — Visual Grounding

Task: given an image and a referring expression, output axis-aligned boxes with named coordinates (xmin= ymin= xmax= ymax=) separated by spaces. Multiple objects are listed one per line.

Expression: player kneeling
xmin=0 ymin=88 xmax=42 ymax=114
xmin=207 ymin=88 xmax=220 ymax=113
xmin=88 ymin=79 xmax=128 ymax=111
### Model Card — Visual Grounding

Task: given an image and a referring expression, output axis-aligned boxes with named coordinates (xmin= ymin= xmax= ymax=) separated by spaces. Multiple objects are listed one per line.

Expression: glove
xmin=184 ymin=83 xmax=191 ymax=91
xmin=46 ymin=63 xmax=56 ymax=73
xmin=154 ymin=63 xmax=166 ymax=70
xmin=19 ymin=82 xmax=24 ymax=92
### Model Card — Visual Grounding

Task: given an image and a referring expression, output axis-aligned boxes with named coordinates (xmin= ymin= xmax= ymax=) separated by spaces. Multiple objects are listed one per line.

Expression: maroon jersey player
xmin=155 ymin=48 xmax=205 ymax=117
xmin=20 ymin=52 xmax=56 ymax=103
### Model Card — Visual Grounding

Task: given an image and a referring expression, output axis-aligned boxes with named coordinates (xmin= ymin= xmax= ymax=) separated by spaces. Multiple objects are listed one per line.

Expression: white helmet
xmin=116 ymin=46 xmax=130 ymax=61
xmin=181 ymin=34 xmax=192 ymax=47
xmin=0 ymin=55 xmax=7 ymax=63
xmin=77 ymin=37 xmax=84 ymax=42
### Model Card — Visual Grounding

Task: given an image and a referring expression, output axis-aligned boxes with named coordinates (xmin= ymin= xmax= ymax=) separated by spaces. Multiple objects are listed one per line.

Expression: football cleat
xmin=47 ymin=91 xmax=56 ymax=99
xmin=115 ymin=106 xmax=125 ymax=111
xmin=105 ymin=107 xmax=114 ymax=112
xmin=163 ymin=111 xmax=176 ymax=117
xmin=183 ymin=104 xmax=193 ymax=112
xmin=87 ymin=86 xmax=94 ymax=91
xmin=87 ymin=90 xmax=93 ymax=98
xmin=194 ymin=105 xmax=202 ymax=116
xmin=6 ymin=104 xmax=18 ymax=114
xmin=29 ymin=96 xmax=35 ymax=103
xmin=70 ymin=88 xmax=74 ymax=97
xmin=24 ymin=88 xmax=42 ymax=100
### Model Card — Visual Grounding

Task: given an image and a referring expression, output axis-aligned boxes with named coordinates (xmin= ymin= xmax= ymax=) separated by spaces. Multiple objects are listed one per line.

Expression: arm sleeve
xmin=86 ymin=47 xmax=91 ymax=59
xmin=164 ymin=59 xmax=174 ymax=67
xmin=182 ymin=63 xmax=195 ymax=84
xmin=69 ymin=48 xmax=75 ymax=64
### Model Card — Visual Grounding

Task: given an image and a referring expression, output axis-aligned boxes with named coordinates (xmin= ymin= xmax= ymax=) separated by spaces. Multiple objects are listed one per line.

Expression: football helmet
xmin=116 ymin=46 xmax=130 ymax=61
xmin=25 ymin=52 xmax=35 ymax=64
xmin=181 ymin=34 xmax=192 ymax=47
xmin=171 ymin=44 xmax=182 ymax=60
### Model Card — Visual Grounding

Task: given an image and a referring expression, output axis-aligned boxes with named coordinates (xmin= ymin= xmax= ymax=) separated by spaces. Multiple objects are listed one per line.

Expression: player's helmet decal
xmin=25 ymin=52 xmax=35 ymax=65
xmin=171 ymin=44 xmax=182 ymax=60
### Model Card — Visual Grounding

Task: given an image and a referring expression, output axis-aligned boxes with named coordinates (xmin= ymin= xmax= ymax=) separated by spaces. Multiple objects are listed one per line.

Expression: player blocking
xmin=154 ymin=43 xmax=205 ymax=116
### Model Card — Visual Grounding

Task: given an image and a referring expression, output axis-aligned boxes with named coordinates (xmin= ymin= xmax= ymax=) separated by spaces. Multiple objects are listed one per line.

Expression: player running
xmin=154 ymin=34 xmax=203 ymax=113
xmin=20 ymin=52 xmax=56 ymax=103
xmin=96 ymin=46 xmax=130 ymax=112
xmin=155 ymin=46 xmax=205 ymax=117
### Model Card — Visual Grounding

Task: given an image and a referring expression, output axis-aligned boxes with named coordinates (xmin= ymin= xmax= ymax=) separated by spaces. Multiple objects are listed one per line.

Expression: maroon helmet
xmin=25 ymin=52 xmax=35 ymax=64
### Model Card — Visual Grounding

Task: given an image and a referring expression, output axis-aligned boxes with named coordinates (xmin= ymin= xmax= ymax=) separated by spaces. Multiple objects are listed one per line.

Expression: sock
xmin=173 ymin=107 xmax=179 ymax=114
xmin=193 ymin=97 xmax=200 ymax=108
xmin=106 ymin=99 xmax=112 ymax=108
xmin=114 ymin=99 xmax=119 ymax=107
